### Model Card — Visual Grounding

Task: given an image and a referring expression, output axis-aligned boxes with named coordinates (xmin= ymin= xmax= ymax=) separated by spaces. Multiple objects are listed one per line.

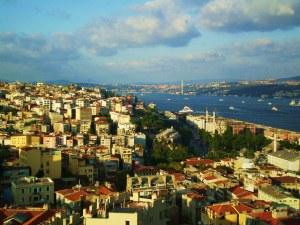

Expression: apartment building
xmin=19 ymin=147 xmax=61 ymax=179
xmin=267 ymin=149 xmax=300 ymax=172
xmin=258 ymin=185 xmax=300 ymax=210
xmin=11 ymin=176 xmax=54 ymax=206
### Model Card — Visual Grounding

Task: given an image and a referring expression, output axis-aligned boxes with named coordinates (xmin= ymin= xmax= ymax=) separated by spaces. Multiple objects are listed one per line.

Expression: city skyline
xmin=1 ymin=0 xmax=300 ymax=83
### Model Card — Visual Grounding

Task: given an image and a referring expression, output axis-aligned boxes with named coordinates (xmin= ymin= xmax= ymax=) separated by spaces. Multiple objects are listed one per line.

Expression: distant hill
xmin=276 ymin=76 xmax=300 ymax=82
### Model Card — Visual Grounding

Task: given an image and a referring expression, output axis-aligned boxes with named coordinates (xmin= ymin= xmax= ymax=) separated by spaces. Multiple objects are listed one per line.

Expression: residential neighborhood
xmin=0 ymin=81 xmax=300 ymax=225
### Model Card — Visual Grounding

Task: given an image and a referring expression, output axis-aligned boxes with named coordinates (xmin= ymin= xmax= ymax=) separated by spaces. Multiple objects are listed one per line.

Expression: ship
xmin=289 ymin=100 xmax=300 ymax=106
xmin=271 ymin=106 xmax=278 ymax=111
xmin=219 ymin=98 xmax=224 ymax=102
xmin=179 ymin=106 xmax=193 ymax=114
xmin=229 ymin=106 xmax=235 ymax=110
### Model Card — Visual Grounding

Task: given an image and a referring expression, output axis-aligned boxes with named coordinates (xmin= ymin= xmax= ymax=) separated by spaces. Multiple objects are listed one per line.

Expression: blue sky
xmin=1 ymin=0 xmax=300 ymax=83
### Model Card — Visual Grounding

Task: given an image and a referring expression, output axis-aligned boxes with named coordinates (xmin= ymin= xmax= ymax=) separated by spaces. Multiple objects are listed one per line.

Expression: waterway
xmin=137 ymin=93 xmax=300 ymax=132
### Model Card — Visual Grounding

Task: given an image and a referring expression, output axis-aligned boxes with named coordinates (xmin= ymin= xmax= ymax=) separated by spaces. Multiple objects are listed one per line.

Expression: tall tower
xmin=273 ymin=132 xmax=277 ymax=152
xmin=181 ymin=80 xmax=184 ymax=95
xmin=205 ymin=108 xmax=209 ymax=122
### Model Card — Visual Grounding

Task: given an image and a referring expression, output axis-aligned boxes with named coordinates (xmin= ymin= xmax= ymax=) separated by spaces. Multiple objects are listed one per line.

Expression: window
xmin=125 ymin=221 xmax=130 ymax=225
xmin=21 ymin=189 xmax=24 ymax=193
xmin=46 ymin=186 xmax=49 ymax=191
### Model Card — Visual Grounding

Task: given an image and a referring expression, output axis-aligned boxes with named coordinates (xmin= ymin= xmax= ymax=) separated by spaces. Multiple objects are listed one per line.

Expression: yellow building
xmin=201 ymin=202 xmax=252 ymax=225
xmin=267 ymin=150 xmax=300 ymax=172
xmin=126 ymin=174 xmax=176 ymax=193
xmin=31 ymin=136 xmax=41 ymax=147
xmin=76 ymin=107 xmax=92 ymax=121
xmin=11 ymin=176 xmax=54 ymax=206
xmin=112 ymin=145 xmax=132 ymax=170
xmin=182 ymin=192 xmax=205 ymax=225
xmin=258 ymin=185 xmax=300 ymax=210
xmin=19 ymin=147 xmax=61 ymax=179
xmin=95 ymin=120 xmax=110 ymax=135
xmin=79 ymin=120 xmax=91 ymax=134
xmin=84 ymin=193 xmax=177 ymax=225
xmin=11 ymin=135 xmax=41 ymax=148
xmin=68 ymin=154 xmax=94 ymax=184
xmin=11 ymin=135 xmax=31 ymax=147
xmin=85 ymin=210 xmax=139 ymax=225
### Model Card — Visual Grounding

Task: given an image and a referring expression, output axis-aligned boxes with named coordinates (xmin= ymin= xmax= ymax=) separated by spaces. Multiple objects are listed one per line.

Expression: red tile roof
xmin=185 ymin=158 xmax=214 ymax=166
xmin=56 ymin=188 xmax=88 ymax=202
xmin=229 ymin=186 xmax=255 ymax=199
xmin=272 ymin=176 xmax=300 ymax=184
xmin=64 ymin=190 xmax=88 ymax=202
xmin=187 ymin=192 xmax=205 ymax=201
xmin=208 ymin=203 xmax=253 ymax=216
xmin=203 ymin=175 xmax=217 ymax=180
xmin=208 ymin=204 xmax=236 ymax=215
xmin=172 ymin=173 xmax=185 ymax=182
xmin=97 ymin=186 xmax=113 ymax=195
xmin=0 ymin=209 xmax=56 ymax=225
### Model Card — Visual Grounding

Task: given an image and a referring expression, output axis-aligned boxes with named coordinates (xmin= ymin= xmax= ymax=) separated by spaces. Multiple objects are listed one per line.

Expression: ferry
xmin=257 ymin=98 xmax=264 ymax=102
xmin=179 ymin=106 xmax=193 ymax=114
xmin=271 ymin=106 xmax=278 ymax=111
xmin=289 ymin=100 xmax=300 ymax=107
xmin=268 ymin=102 xmax=272 ymax=105
xmin=229 ymin=106 xmax=235 ymax=110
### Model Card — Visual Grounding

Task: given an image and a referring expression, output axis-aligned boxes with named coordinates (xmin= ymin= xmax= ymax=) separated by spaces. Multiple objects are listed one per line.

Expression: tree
xmin=198 ymin=127 xmax=270 ymax=159
xmin=115 ymin=171 xmax=128 ymax=191
xmin=152 ymin=141 xmax=169 ymax=164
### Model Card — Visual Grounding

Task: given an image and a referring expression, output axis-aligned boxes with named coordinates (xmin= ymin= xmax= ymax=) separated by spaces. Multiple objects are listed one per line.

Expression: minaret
xmin=181 ymin=80 xmax=184 ymax=95
xmin=212 ymin=111 xmax=216 ymax=132
xmin=205 ymin=108 xmax=209 ymax=122
xmin=273 ymin=132 xmax=277 ymax=152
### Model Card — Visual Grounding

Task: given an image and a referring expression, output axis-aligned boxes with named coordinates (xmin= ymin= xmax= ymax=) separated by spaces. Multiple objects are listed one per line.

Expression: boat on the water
xmin=179 ymin=106 xmax=193 ymax=114
xmin=219 ymin=98 xmax=224 ymax=102
xmin=271 ymin=106 xmax=278 ymax=111
xmin=289 ymin=100 xmax=300 ymax=107
xmin=229 ymin=106 xmax=235 ymax=110
xmin=268 ymin=102 xmax=272 ymax=105
xmin=241 ymin=100 xmax=245 ymax=104
xmin=257 ymin=99 xmax=264 ymax=102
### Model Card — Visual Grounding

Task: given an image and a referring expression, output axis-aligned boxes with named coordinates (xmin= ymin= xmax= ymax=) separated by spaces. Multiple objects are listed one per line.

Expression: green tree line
xmin=199 ymin=127 xmax=271 ymax=159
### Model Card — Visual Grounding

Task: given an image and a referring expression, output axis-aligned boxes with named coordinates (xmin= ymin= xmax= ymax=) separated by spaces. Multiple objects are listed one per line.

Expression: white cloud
xmin=199 ymin=0 xmax=300 ymax=31
xmin=77 ymin=0 xmax=199 ymax=56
